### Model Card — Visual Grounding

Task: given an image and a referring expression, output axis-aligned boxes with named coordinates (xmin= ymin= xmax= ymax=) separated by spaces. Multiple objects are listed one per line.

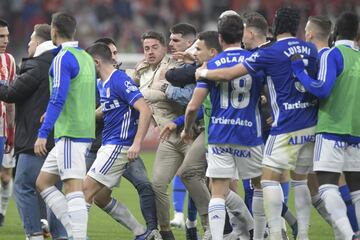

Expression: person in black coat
xmin=0 ymin=24 xmax=67 ymax=240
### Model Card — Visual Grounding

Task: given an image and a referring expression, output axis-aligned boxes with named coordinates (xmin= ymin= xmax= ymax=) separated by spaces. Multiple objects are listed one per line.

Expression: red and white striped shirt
xmin=0 ymin=52 xmax=16 ymax=137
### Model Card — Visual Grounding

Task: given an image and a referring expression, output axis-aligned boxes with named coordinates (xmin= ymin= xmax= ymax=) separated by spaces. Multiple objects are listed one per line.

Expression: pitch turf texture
xmin=0 ymin=152 xmax=334 ymax=239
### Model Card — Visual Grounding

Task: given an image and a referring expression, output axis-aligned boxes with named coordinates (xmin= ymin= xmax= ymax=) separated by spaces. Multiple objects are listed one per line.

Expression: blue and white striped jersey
xmin=97 ymin=69 xmax=143 ymax=146
xmin=197 ymin=47 xmax=264 ymax=146
xmin=243 ymin=37 xmax=318 ymax=135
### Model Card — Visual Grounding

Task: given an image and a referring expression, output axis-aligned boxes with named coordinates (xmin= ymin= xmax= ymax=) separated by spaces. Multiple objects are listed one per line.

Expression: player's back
xmin=97 ymin=70 xmax=141 ymax=146
xmin=205 ymin=48 xmax=264 ymax=146
xmin=245 ymin=38 xmax=318 ymax=135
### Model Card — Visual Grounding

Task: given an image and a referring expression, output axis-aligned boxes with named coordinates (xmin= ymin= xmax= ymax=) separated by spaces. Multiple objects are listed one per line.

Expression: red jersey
xmin=0 ymin=52 xmax=16 ymax=137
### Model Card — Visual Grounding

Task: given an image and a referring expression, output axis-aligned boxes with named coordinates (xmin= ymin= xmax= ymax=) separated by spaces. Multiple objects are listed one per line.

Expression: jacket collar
xmin=34 ymin=41 xmax=56 ymax=57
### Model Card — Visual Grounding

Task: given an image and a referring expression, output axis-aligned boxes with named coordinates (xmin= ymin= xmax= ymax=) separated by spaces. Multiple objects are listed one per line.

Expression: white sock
xmin=208 ymin=198 xmax=226 ymax=240
xmin=261 ymin=180 xmax=283 ymax=240
xmin=252 ymin=189 xmax=266 ymax=240
xmin=226 ymin=190 xmax=254 ymax=233
xmin=186 ymin=218 xmax=197 ymax=228
xmin=350 ymin=190 xmax=360 ymax=229
xmin=171 ymin=211 xmax=184 ymax=226
xmin=40 ymin=186 xmax=72 ymax=237
xmin=103 ymin=198 xmax=145 ymax=236
xmin=292 ymin=180 xmax=311 ymax=239
xmin=0 ymin=178 xmax=13 ymax=215
xmin=28 ymin=235 xmax=44 ymax=240
xmin=311 ymin=193 xmax=332 ymax=225
xmin=66 ymin=191 xmax=88 ymax=240
xmin=319 ymin=184 xmax=353 ymax=240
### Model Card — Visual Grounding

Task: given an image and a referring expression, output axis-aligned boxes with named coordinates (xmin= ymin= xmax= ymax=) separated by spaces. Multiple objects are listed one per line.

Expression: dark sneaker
xmin=160 ymin=230 xmax=175 ymax=240
xmin=0 ymin=213 xmax=4 ymax=226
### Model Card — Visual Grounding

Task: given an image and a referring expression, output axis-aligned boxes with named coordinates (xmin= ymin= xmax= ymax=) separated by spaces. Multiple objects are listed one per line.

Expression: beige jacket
xmin=131 ymin=56 xmax=185 ymax=130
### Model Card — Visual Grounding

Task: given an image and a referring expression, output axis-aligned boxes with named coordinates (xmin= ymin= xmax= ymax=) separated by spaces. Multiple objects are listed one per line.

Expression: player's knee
xmin=316 ymin=171 xmax=340 ymax=186
xmin=136 ymin=181 xmax=154 ymax=196
xmin=0 ymin=173 xmax=11 ymax=185
xmin=35 ymin=176 xmax=45 ymax=192
xmin=344 ymin=172 xmax=360 ymax=192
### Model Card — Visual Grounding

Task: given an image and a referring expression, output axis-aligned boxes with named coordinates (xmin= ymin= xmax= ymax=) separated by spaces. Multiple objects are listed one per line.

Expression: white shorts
xmin=206 ymin=144 xmax=263 ymax=180
xmin=41 ymin=138 xmax=91 ymax=180
xmin=313 ymin=134 xmax=360 ymax=173
xmin=87 ymin=145 xmax=129 ymax=189
xmin=2 ymin=149 xmax=15 ymax=168
xmin=263 ymin=126 xmax=315 ymax=174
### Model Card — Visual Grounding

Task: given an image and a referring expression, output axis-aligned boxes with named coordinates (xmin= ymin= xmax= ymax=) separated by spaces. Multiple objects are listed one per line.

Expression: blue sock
xmin=187 ymin=196 xmax=197 ymax=222
xmin=339 ymin=185 xmax=359 ymax=231
xmin=173 ymin=176 xmax=186 ymax=213
xmin=281 ymin=181 xmax=290 ymax=204
xmin=242 ymin=179 xmax=254 ymax=214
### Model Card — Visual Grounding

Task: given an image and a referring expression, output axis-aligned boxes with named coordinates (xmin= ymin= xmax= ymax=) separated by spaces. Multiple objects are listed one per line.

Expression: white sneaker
xmin=170 ymin=212 xmax=185 ymax=229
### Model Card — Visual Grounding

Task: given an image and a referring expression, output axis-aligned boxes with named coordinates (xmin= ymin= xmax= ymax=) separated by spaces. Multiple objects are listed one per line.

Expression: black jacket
xmin=165 ymin=63 xmax=197 ymax=87
xmin=0 ymin=50 xmax=55 ymax=155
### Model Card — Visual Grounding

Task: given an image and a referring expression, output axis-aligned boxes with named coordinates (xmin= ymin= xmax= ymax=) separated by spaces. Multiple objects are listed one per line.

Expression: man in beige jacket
xmin=133 ymin=31 xmax=185 ymax=240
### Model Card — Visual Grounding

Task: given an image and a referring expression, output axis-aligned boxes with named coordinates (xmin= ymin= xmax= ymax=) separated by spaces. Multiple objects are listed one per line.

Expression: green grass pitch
xmin=0 ymin=152 xmax=335 ymax=239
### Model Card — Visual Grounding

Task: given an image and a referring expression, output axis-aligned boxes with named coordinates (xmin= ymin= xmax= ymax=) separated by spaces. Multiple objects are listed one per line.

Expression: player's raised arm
xmin=128 ymin=97 xmax=152 ymax=160
xmin=291 ymin=50 xmax=338 ymax=99
xmin=195 ymin=62 xmax=249 ymax=82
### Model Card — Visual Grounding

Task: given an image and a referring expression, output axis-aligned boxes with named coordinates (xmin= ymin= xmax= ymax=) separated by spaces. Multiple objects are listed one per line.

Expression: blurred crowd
xmin=0 ymin=0 xmax=359 ymax=61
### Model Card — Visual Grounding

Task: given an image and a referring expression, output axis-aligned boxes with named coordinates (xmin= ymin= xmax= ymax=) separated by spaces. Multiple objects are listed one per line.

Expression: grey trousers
xmin=152 ymin=131 xmax=210 ymax=227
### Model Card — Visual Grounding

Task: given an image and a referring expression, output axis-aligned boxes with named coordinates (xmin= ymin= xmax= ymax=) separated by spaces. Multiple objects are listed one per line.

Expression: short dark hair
xmin=51 ymin=12 xmax=76 ymax=39
xmin=243 ymin=12 xmax=268 ymax=37
xmin=86 ymin=43 xmax=113 ymax=63
xmin=141 ymin=30 xmax=166 ymax=46
xmin=0 ymin=19 xmax=8 ymax=28
xmin=308 ymin=16 xmax=332 ymax=40
xmin=34 ymin=24 xmax=51 ymax=41
xmin=170 ymin=23 xmax=197 ymax=38
xmin=95 ymin=37 xmax=116 ymax=46
xmin=273 ymin=7 xmax=300 ymax=37
xmin=198 ymin=31 xmax=222 ymax=53
xmin=218 ymin=14 xmax=244 ymax=44
xmin=334 ymin=11 xmax=359 ymax=40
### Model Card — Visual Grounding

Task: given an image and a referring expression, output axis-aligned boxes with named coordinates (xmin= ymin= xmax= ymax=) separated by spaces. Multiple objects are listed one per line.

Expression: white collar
xmin=61 ymin=41 xmax=79 ymax=48
xmin=335 ymin=40 xmax=355 ymax=49
xmin=224 ymin=47 xmax=242 ymax=51
xmin=34 ymin=41 xmax=56 ymax=57
xmin=276 ymin=37 xmax=296 ymax=42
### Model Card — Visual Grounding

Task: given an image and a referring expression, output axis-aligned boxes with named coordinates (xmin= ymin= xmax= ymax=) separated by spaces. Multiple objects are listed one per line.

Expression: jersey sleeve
xmin=243 ymin=49 xmax=271 ymax=74
xmin=115 ymin=72 xmax=143 ymax=106
xmin=196 ymin=79 xmax=213 ymax=89
xmin=293 ymin=47 xmax=342 ymax=99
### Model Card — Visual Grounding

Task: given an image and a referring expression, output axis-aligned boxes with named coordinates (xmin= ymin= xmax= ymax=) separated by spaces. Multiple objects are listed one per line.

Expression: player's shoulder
xmin=4 ymin=52 xmax=15 ymax=61
xmin=207 ymin=51 xmax=226 ymax=67
xmin=0 ymin=52 xmax=16 ymax=65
